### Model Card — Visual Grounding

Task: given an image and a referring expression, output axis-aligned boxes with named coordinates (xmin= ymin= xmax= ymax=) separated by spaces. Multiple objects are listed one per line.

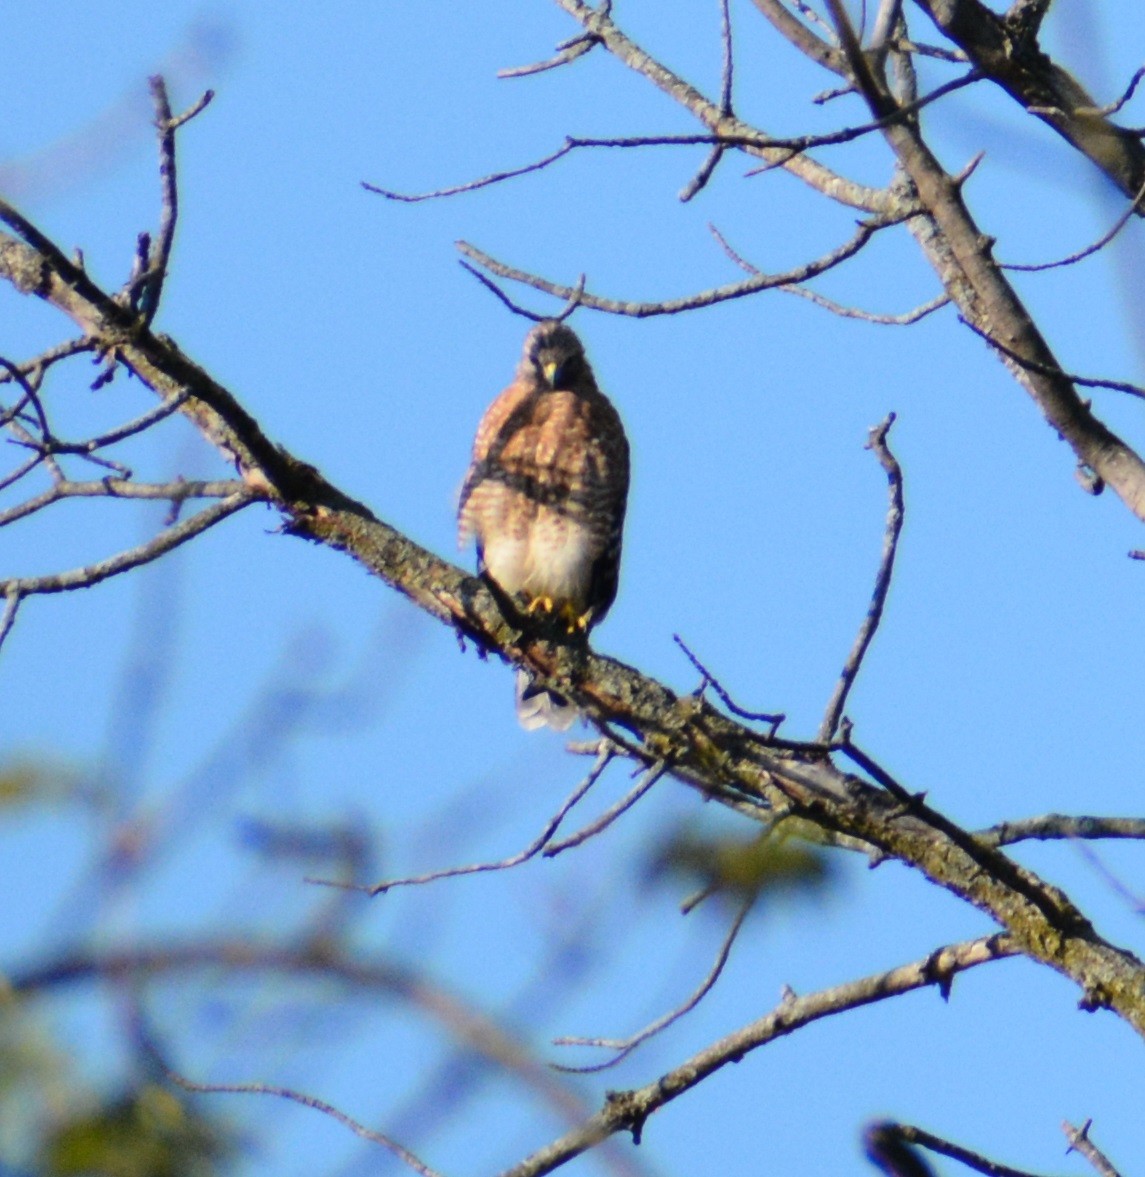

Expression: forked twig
xmin=310 ymin=743 xmax=617 ymax=895
xmin=542 ymin=761 xmax=667 ymax=856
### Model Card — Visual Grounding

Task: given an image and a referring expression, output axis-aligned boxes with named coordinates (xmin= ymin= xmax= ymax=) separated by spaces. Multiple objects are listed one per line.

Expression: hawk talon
xmin=525 ymin=595 xmax=556 ymax=617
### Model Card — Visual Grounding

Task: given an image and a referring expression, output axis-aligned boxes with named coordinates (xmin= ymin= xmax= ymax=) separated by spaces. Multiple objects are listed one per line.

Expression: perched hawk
xmin=459 ymin=320 xmax=630 ymax=730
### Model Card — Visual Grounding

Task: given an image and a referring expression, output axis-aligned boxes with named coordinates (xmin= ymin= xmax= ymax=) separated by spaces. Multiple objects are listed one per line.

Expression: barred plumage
xmin=459 ymin=321 xmax=630 ymax=730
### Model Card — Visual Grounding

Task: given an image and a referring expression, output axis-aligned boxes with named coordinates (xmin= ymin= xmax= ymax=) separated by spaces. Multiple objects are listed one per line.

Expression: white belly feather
xmin=482 ymin=515 xmax=596 ymax=609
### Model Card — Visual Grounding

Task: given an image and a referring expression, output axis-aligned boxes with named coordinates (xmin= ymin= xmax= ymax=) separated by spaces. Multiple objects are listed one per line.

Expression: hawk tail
xmin=515 ymin=669 xmax=578 ymax=732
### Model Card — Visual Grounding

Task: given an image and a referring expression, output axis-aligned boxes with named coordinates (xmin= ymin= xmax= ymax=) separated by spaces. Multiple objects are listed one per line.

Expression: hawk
xmin=459 ymin=320 xmax=630 ymax=730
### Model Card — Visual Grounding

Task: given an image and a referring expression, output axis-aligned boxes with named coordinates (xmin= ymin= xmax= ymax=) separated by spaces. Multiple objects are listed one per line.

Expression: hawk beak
xmin=542 ymin=360 xmax=559 ymax=387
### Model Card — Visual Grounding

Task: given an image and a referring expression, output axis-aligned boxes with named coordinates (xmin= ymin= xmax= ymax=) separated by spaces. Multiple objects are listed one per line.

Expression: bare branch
xmin=367 ymin=136 xmax=754 ymax=203
xmin=552 ymin=897 xmax=752 ymax=1072
xmin=0 ymin=478 xmax=245 ymax=529
xmin=552 ymin=0 xmax=891 ymax=213
xmin=819 ymin=414 xmax=904 ymax=742
xmin=498 ymin=934 xmax=1017 ymax=1177
xmin=498 ymin=27 xmax=602 ymax=79
xmin=323 ymin=742 xmax=616 ymax=895
xmin=169 ymin=1072 xmax=446 ymax=1177
xmin=457 ymin=216 xmax=897 ymax=318
xmin=707 ymin=223 xmax=949 ymax=324
xmin=0 ymin=491 xmax=256 ymax=599
xmin=958 ymin=317 xmax=1145 ymax=400
xmin=543 ymin=761 xmax=666 ymax=856
xmin=977 ymin=815 xmax=1145 ymax=848
xmin=1004 ymin=175 xmax=1145 ymax=272
xmin=1063 ymin=1120 xmax=1123 ymax=1177
xmin=749 ymin=0 xmax=845 ymax=74
xmin=779 ymin=283 xmax=949 ymax=324
xmin=131 ymin=80 xmax=213 ymax=320
xmin=672 ymin=633 xmax=785 ymax=730
xmin=913 ymin=0 xmax=1145 ymax=206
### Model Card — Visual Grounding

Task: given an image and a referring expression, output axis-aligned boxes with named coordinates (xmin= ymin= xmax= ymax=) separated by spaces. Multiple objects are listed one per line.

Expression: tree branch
xmin=498 ymin=934 xmax=1017 ymax=1177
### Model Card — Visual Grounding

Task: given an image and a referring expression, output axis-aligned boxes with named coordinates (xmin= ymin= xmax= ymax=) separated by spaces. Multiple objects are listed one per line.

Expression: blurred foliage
xmin=648 ymin=818 xmax=837 ymax=908
xmin=0 ymin=759 xmax=84 ymax=812
xmin=38 ymin=1084 xmax=232 ymax=1177
xmin=2 ymin=1007 xmax=231 ymax=1177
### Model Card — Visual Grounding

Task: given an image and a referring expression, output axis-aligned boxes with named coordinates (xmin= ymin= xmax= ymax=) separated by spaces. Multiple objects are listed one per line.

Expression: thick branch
xmin=913 ymin=0 xmax=1145 ymax=205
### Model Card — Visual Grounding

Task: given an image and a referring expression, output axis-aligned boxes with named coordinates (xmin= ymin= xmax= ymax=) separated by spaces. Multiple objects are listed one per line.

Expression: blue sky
xmin=3 ymin=2 xmax=1145 ymax=1175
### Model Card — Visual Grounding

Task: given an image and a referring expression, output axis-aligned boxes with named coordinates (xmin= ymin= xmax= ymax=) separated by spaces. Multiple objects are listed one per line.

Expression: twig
xmin=678 ymin=0 xmax=736 ymax=203
xmin=134 ymin=79 xmax=213 ymax=321
xmin=458 ymin=215 xmax=897 ymax=319
xmin=498 ymin=30 xmax=601 ymax=79
xmin=0 ymin=478 xmax=245 ymax=529
xmin=679 ymin=146 xmax=726 ymax=202
xmin=367 ymin=136 xmax=763 ymax=203
xmin=977 ymin=814 xmax=1145 ymax=848
xmin=1062 ymin=1120 xmax=1122 ymax=1177
xmin=75 ymin=391 xmax=190 ymax=450
xmin=552 ymin=896 xmax=752 ymax=1072
xmin=0 ymin=589 xmax=21 ymax=655
xmin=865 ymin=1121 xmax=1049 ymax=1177
xmin=0 ymin=450 xmax=45 ymax=494
xmin=0 ymin=491 xmax=255 ymax=597
xmin=313 ymin=743 xmax=616 ymax=895
xmin=168 ymin=1072 xmax=446 ymax=1177
xmin=959 ymin=317 xmax=1145 ymax=400
xmin=542 ymin=761 xmax=666 ymax=856
xmin=1003 ymin=174 xmax=1145 ymax=272
xmin=780 ymin=283 xmax=948 ymax=324
xmin=835 ymin=731 xmax=915 ymax=804
xmin=459 ymin=261 xmax=547 ymax=321
xmin=672 ymin=634 xmax=785 ymax=730
xmin=498 ymin=934 xmax=1017 ymax=1177
xmin=1070 ymin=840 xmax=1145 ymax=915
xmin=818 ymin=414 xmax=904 ymax=742
xmin=0 ymin=338 xmax=93 ymax=390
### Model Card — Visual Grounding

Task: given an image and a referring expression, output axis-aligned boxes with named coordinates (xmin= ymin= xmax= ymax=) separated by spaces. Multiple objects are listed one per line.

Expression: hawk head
xmin=520 ymin=320 xmax=593 ymax=392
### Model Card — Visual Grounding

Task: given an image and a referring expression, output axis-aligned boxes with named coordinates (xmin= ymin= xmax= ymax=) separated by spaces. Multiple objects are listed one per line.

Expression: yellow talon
xmin=526 ymin=595 xmax=555 ymax=616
